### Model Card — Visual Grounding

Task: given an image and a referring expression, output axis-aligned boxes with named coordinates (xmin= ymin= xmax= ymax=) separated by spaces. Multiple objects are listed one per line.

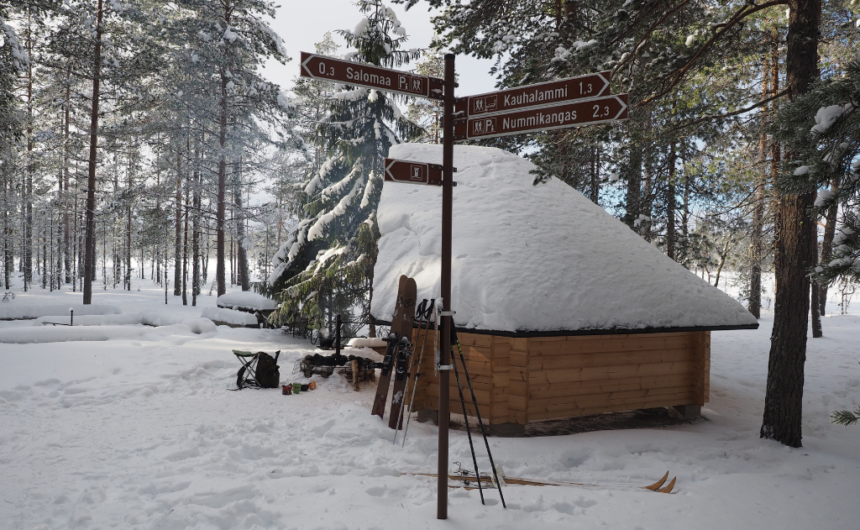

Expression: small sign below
xmin=384 ymin=159 xmax=455 ymax=186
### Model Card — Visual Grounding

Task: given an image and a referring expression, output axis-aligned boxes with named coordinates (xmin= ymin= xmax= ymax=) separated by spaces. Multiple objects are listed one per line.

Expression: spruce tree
xmin=269 ymin=0 xmax=422 ymax=334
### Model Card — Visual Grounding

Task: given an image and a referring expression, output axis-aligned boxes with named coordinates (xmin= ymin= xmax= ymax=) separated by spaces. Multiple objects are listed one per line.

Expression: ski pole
xmin=452 ymin=327 xmax=506 ymax=508
xmin=401 ymin=299 xmax=435 ymax=447
xmin=394 ymin=301 xmax=428 ymax=444
xmin=450 ymin=346 xmax=484 ymax=505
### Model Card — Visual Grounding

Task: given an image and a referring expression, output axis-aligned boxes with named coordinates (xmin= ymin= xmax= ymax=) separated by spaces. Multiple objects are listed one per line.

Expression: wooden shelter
xmin=403 ymin=328 xmax=712 ymax=434
xmin=371 ymin=144 xmax=757 ymax=434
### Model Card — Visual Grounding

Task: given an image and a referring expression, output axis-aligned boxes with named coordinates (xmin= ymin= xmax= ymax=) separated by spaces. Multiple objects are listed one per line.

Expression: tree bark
xmin=811 ymin=217 xmax=821 ymax=337
xmin=83 ymin=0 xmax=104 ymax=305
xmin=760 ymin=0 xmax=820 ymax=448
xmin=174 ymin=150 xmax=182 ymax=296
xmin=666 ymin=142 xmax=677 ymax=261
xmin=216 ymin=73 xmax=228 ymax=297
xmin=818 ymin=179 xmax=839 ymax=316
xmin=750 ymin=52 xmax=770 ymax=319
xmin=63 ymin=75 xmax=71 ymax=285
xmin=234 ymin=157 xmax=250 ymax=291
xmin=192 ymin=143 xmax=201 ymax=307
xmin=24 ymin=9 xmax=34 ymax=291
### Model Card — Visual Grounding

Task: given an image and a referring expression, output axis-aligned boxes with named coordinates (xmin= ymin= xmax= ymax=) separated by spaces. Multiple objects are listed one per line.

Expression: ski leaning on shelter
xmin=300 ymin=47 xmax=631 ymax=519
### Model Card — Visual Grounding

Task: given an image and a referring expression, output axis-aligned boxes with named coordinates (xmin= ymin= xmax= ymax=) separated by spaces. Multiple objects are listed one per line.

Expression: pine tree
xmin=268 ymin=0 xmax=422 ymax=333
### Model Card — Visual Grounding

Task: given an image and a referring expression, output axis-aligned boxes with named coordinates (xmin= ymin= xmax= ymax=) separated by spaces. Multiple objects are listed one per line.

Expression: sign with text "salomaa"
xmin=455 ymin=71 xmax=611 ymax=118
xmin=453 ymin=93 xmax=628 ymax=141
xmin=384 ymin=158 xmax=456 ymax=186
xmin=300 ymin=52 xmax=444 ymax=100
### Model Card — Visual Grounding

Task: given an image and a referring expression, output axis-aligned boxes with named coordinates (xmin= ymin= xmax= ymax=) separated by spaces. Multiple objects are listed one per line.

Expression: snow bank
xmin=0 ymin=304 xmax=121 ymax=320
xmin=0 ymin=322 xmax=215 ymax=344
xmin=347 ymin=337 xmax=387 ymax=348
xmin=216 ymin=291 xmax=277 ymax=311
xmin=202 ymin=307 xmax=259 ymax=327
xmin=35 ymin=311 xmax=216 ymax=333
xmin=371 ymin=144 xmax=758 ymax=334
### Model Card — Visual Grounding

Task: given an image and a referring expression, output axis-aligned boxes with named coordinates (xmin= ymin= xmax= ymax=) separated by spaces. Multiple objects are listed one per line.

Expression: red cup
xmin=282 ymin=384 xmax=292 ymax=395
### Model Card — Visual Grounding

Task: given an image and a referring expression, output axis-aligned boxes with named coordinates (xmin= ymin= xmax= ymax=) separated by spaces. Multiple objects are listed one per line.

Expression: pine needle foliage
xmin=268 ymin=0 xmax=422 ymax=333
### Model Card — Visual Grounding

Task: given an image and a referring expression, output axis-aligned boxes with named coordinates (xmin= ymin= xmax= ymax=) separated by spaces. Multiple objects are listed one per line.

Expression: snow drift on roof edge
xmin=371 ymin=144 xmax=757 ymax=333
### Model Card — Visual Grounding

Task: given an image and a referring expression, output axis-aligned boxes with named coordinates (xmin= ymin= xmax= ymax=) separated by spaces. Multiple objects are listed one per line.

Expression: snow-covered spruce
xmin=267 ymin=0 xmax=422 ymax=329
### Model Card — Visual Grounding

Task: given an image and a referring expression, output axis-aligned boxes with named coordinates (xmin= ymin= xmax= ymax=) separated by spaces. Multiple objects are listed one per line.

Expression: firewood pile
xmin=299 ymin=353 xmax=377 ymax=390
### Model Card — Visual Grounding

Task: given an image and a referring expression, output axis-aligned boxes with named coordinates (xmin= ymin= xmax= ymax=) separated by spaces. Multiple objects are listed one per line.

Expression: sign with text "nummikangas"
xmin=453 ymin=94 xmax=628 ymax=141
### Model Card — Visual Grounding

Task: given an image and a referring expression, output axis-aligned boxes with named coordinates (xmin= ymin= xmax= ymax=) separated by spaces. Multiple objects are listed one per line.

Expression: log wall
xmin=408 ymin=329 xmax=710 ymax=426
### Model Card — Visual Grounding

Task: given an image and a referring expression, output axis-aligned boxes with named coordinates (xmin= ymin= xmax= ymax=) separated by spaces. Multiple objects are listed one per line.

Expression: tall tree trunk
xmin=811 ymin=219 xmax=821 ymax=337
xmin=666 ymin=142 xmax=677 ymax=261
xmin=63 ymin=79 xmax=71 ymax=284
xmin=216 ymin=71 xmax=229 ymax=297
xmin=234 ymin=157 xmax=250 ymax=291
xmin=83 ymin=0 xmax=104 ymax=305
xmin=174 ymin=150 xmax=182 ymax=296
xmin=192 ymin=144 xmax=201 ymax=306
xmin=24 ymin=9 xmax=33 ymax=291
xmin=818 ymin=179 xmax=839 ymax=316
xmin=750 ymin=52 xmax=770 ymax=319
xmin=589 ymin=145 xmax=600 ymax=204
xmin=761 ymin=0 xmax=820 ymax=448
xmin=182 ymin=174 xmax=189 ymax=306
xmin=625 ymin=148 xmax=641 ymax=229
xmin=770 ymin=28 xmax=782 ymax=288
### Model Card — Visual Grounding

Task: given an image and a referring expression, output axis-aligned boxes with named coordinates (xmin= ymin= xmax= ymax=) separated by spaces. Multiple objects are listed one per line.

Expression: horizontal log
xmin=510 ymin=354 xmax=528 ymax=367
xmin=509 ymin=338 xmax=529 ymax=351
xmin=493 ymin=371 xmax=510 ymax=388
xmin=531 ymin=335 xmax=692 ymax=356
xmin=529 ymin=361 xmax=695 ymax=385
xmin=527 ymin=373 xmax=692 ymax=400
xmin=493 ymin=342 xmax=512 ymax=358
xmin=565 ymin=331 xmax=692 ymax=341
xmin=528 ymin=391 xmax=696 ymax=418
xmin=508 ymin=380 xmax=527 ymax=397
xmin=509 ymin=395 xmax=527 ymax=411
xmin=529 ymin=336 xmax=567 ymax=343
xmin=527 ymin=348 xmax=693 ymax=371
xmin=459 ymin=333 xmax=493 ymax=348
xmin=426 ymin=385 xmax=491 ymax=405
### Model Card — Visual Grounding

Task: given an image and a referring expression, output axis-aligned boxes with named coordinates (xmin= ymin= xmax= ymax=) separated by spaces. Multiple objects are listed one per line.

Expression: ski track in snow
xmin=0 ymin=278 xmax=859 ymax=529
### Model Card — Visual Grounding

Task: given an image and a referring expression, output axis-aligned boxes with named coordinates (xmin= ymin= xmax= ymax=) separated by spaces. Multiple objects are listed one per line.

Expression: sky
xmin=262 ymin=0 xmax=498 ymax=97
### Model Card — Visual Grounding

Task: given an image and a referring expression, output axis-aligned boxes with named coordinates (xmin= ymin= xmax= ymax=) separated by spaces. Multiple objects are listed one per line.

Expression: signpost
xmin=299 ymin=49 xmax=628 ymax=521
xmin=454 ymin=94 xmax=628 ymax=141
xmin=454 ymin=71 xmax=611 ymax=118
xmin=384 ymin=158 xmax=455 ymax=186
xmin=300 ymin=52 xmax=443 ymax=100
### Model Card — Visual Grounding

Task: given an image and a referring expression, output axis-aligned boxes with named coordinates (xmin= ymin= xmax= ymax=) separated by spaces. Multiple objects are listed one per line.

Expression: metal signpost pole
xmin=438 ymin=52 xmax=455 ymax=521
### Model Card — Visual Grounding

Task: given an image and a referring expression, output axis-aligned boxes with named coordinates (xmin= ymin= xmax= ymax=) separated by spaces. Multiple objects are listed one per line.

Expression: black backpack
xmin=237 ymin=351 xmax=280 ymax=389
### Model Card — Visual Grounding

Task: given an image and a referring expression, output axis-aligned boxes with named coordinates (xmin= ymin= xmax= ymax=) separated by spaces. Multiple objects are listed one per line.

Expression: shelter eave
xmin=370 ymin=315 xmax=758 ymax=337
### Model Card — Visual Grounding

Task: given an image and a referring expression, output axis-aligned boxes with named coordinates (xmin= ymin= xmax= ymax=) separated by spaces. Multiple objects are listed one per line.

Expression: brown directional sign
xmin=454 ymin=71 xmax=611 ymax=118
xmin=384 ymin=158 xmax=456 ymax=186
xmin=301 ymin=52 xmax=444 ymax=100
xmin=453 ymin=94 xmax=628 ymax=141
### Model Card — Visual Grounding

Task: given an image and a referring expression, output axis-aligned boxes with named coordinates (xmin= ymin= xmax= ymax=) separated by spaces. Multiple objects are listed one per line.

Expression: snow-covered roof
xmin=216 ymin=291 xmax=277 ymax=311
xmin=370 ymin=144 xmax=758 ymax=335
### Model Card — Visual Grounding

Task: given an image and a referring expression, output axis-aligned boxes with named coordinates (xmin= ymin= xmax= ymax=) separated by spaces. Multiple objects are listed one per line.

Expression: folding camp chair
xmin=232 ymin=350 xmax=281 ymax=389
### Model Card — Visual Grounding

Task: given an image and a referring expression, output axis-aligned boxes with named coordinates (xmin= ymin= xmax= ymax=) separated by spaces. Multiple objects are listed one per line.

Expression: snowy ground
xmin=1 ymin=276 xmax=859 ymax=529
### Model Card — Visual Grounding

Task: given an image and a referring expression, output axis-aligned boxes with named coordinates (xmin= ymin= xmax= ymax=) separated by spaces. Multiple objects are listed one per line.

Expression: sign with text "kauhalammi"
xmin=455 ymin=71 xmax=612 ymax=118
xmin=300 ymin=52 xmax=443 ymax=100
xmin=454 ymin=94 xmax=628 ymax=141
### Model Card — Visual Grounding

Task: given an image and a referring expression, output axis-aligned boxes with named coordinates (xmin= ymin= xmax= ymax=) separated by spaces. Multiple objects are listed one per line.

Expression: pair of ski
xmin=370 ymin=276 xmax=436 ymax=437
xmin=371 ymin=275 xmax=417 ymax=430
